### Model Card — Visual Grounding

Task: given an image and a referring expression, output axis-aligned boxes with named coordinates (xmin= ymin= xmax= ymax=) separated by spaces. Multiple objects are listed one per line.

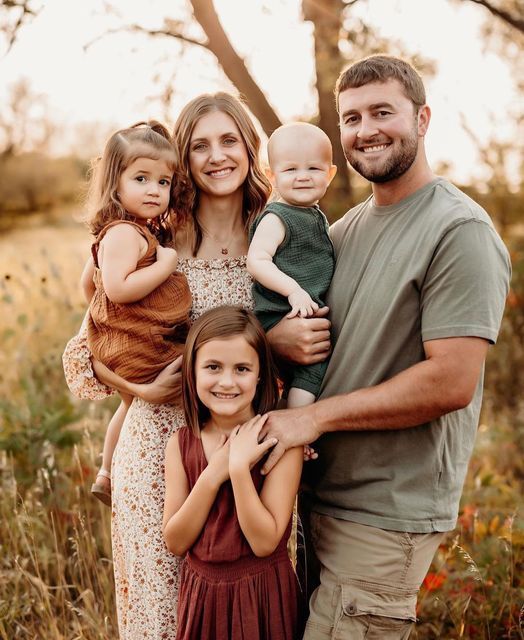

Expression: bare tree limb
xmin=302 ymin=0 xmax=352 ymax=208
xmin=189 ymin=0 xmax=281 ymax=135
xmin=462 ymin=0 xmax=524 ymax=34
xmin=83 ymin=24 xmax=208 ymax=52
xmin=1 ymin=0 xmax=39 ymax=54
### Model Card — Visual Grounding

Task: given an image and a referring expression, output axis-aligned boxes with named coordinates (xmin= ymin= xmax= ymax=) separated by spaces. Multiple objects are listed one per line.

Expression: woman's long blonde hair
xmin=172 ymin=92 xmax=271 ymax=256
xmin=85 ymin=121 xmax=179 ymax=244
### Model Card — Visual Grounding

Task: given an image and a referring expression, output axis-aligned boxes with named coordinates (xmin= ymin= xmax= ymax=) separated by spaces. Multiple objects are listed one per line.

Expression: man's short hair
xmin=335 ymin=55 xmax=426 ymax=110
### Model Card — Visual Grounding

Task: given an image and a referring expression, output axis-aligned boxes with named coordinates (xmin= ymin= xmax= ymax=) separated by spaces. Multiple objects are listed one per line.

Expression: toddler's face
xmin=268 ymin=132 xmax=336 ymax=207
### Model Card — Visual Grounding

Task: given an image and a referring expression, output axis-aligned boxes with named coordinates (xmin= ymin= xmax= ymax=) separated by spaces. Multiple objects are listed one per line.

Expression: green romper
xmin=249 ymin=201 xmax=334 ymax=397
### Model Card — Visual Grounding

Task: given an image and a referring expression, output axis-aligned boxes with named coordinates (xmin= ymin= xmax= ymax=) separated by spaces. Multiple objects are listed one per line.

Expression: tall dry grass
xmin=0 ymin=217 xmax=523 ymax=638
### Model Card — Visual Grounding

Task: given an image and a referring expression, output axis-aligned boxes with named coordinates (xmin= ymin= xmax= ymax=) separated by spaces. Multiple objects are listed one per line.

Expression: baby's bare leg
xmin=287 ymin=388 xmax=318 ymax=460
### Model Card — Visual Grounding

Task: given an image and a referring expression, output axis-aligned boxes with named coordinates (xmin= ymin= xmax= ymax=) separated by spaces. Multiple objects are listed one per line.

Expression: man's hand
xmin=267 ymin=306 xmax=331 ymax=365
xmin=259 ymin=405 xmax=321 ymax=475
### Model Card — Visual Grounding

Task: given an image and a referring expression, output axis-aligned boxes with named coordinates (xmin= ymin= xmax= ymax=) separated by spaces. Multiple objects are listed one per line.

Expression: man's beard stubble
xmin=345 ymin=128 xmax=419 ymax=184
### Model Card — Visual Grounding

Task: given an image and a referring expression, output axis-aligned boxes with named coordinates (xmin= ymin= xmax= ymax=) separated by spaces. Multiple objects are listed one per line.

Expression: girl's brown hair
xmin=85 ymin=121 xmax=179 ymax=245
xmin=182 ymin=306 xmax=278 ymax=435
xmin=172 ymin=92 xmax=271 ymax=256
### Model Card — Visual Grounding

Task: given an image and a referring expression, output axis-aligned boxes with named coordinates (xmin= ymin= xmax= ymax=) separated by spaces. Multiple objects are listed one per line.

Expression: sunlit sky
xmin=1 ymin=0 xmax=520 ymax=183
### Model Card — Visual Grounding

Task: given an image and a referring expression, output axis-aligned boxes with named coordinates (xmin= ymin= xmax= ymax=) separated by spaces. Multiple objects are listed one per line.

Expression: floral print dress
xmin=63 ymin=257 xmax=253 ymax=640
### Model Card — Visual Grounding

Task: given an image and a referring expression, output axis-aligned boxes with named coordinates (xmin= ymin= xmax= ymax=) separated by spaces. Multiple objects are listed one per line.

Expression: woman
xmin=63 ymin=92 xmax=330 ymax=639
xmin=64 ymin=92 xmax=266 ymax=638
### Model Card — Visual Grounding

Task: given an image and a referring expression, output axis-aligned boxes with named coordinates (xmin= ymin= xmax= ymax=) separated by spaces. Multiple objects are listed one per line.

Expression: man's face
xmin=338 ymin=79 xmax=422 ymax=184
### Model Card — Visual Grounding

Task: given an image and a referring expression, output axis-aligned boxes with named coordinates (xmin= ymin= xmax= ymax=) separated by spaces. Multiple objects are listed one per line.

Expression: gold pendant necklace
xmin=198 ymin=220 xmax=234 ymax=255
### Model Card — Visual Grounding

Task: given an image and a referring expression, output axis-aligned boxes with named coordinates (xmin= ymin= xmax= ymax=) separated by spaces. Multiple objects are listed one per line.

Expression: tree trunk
xmin=302 ymin=0 xmax=352 ymax=216
xmin=190 ymin=0 xmax=282 ymax=136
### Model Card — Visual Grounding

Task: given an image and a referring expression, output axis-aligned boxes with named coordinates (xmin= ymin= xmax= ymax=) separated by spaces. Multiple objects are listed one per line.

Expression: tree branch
xmin=462 ymin=0 xmax=524 ymax=34
xmin=83 ymin=23 xmax=209 ymax=53
xmin=189 ymin=0 xmax=281 ymax=135
xmin=1 ymin=0 xmax=39 ymax=54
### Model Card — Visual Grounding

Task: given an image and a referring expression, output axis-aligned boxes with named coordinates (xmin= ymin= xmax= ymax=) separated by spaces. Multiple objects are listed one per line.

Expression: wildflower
xmin=423 ymin=571 xmax=445 ymax=591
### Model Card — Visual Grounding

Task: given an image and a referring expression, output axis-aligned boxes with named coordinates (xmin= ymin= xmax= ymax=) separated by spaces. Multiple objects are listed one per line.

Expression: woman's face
xmin=188 ymin=110 xmax=250 ymax=198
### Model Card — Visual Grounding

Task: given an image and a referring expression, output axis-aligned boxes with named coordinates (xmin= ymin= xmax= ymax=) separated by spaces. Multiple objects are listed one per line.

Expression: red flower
xmin=423 ymin=571 xmax=445 ymax=591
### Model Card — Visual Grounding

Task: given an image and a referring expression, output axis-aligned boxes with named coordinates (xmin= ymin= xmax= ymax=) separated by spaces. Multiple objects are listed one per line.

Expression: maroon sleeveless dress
xmin=176 ymin=428 xmax=304 ymax=640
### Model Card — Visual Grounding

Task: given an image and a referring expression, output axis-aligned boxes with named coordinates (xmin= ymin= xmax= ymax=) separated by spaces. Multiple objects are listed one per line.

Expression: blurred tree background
xmin=0 ymin=0 xmax=523 ymax=638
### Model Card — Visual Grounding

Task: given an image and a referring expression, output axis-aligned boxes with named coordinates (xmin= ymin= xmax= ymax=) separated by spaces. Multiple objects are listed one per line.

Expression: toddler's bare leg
xmin=287 ymin=387 xmax=318 ymax=460
xmin=92 ymin=394 xmax=132 ymax=506
xmin=287 ymin=387 xmax=315 ymax=408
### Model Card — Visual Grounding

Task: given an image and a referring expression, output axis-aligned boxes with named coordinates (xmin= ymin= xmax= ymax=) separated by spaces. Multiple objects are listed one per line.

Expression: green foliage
xmin=0 ymin=153 xmax=86 ymax=226
xmin=0 ymin=213 xmax=523 ymax=637
xmin=0 ymin=365 xmax=82 ymax=490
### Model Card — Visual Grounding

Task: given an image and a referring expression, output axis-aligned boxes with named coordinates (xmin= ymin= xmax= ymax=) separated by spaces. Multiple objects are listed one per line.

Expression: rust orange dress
xmin=176 ymin=427 xmax=304 ymax=640
xmin=87 ymin=221 xmax=191 ymax=384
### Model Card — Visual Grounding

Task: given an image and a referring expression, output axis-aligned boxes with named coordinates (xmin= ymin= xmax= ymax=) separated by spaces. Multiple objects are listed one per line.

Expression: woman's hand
xmin=267 ymin=307 xmax=331 ymax=366
xmin=140 ymin=356 xmax=183 ymax=404
xmin=229 ymin=415 xmax=278 ymax=473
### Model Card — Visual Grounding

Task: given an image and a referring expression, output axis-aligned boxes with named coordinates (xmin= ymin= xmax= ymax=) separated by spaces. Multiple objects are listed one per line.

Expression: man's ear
xmin=418 ymin=104 xmax=431 ymax=137
xmin=328 ymin=164 xmax=338 ymax=184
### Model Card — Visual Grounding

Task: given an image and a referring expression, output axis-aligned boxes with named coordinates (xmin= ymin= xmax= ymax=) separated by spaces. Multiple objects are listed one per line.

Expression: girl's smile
xmin=195 ymin=335 xmax=260 ymax=427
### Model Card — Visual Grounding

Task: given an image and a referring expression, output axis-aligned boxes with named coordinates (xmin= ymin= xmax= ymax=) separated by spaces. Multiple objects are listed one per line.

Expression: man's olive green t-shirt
xmin=312 ymin=178 xmax=510 ymax=533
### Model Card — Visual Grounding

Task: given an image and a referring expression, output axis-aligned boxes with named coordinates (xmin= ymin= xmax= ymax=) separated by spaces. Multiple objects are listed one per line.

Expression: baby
xmin=247 ymin=122 xmax=336 ymax=409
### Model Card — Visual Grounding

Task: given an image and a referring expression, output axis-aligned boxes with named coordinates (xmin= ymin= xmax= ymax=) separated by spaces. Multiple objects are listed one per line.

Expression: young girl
xmin=163 ymin=306 xmax=304 ymax=640
xmin=82 ymin=121 xmax=191 ymax=505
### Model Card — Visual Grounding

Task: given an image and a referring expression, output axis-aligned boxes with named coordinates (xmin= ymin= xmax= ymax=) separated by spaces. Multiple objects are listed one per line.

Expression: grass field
xmin=0 ymin=216 xmax=523 ymax=639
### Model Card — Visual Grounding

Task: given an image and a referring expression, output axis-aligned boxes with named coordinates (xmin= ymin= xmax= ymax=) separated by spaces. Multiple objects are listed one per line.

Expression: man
xmin=263 ymin=55 xmax=511 ymax=639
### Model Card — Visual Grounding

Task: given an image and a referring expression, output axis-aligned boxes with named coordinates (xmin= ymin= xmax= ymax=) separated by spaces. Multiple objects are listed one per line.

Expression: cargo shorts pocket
xmin=333 ymin=583 xmax=416 ymax=639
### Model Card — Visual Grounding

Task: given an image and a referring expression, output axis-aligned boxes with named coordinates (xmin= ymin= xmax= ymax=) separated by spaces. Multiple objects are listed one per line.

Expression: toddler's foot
xmin=303 ymin=445 xmax=318 ymax=461
xmin=91 ymin=468 xmax=112 ymax=507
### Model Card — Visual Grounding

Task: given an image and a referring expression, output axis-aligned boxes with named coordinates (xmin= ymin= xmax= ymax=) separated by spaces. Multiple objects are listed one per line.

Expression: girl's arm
xmin=101 ymin=224 xmax=178 ymax=304
xmin=247 ymin=214 xmax=318 ymax=318
xmin=80 ymin=256 xmax=96 ymax=303
xmin=228 ymin=415 xmax=302 ymax=557
xmin=163 ymin=432 xmax=231 ymax=556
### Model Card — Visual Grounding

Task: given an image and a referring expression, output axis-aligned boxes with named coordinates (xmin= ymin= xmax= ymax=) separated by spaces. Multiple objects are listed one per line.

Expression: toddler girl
xmin=163 ymin=306 xmax=304 ymax=640
xmin=82 ymin=121 xmax=191 ymax=505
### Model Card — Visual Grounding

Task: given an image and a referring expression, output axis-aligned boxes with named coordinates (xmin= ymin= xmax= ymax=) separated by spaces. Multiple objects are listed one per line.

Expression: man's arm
xmin=260 ymin=336 xmax=489 ymax=474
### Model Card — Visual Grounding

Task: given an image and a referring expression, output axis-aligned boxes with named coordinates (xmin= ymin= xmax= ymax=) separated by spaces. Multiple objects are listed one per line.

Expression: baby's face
xmin=268 ymin=132 xmax=336 ymax=207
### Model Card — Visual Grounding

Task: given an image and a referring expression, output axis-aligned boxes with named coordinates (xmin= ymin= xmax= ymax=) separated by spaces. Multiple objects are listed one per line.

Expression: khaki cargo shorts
xmin=303 ymin=513 xmax=445 ymax=640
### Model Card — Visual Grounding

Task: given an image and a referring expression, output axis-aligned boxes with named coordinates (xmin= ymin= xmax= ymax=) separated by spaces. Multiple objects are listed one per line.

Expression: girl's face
xmin=195 ymin=335 xmax=259 ymax=424
xmin=188 ymin=111 xmax=249 ymax=199
xmin=118 ymin=156 xmax=173 ymax=221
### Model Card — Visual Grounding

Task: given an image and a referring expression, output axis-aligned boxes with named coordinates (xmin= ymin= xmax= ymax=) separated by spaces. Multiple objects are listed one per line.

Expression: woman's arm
xmin=228 ymin=415 xmax=302 ymax=557
xmin=100 ymin=224 xmax=178 ymax=304
xmin=163 ymin=432 xmax=230 ymax=556
xmin=93 ymin=356 xmax=182 ymax=404
xmin=80 ymin=256 xmax=96 ymax=303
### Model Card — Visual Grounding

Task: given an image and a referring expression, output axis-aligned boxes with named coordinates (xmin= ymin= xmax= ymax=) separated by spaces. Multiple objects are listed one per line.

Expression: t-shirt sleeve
xmin=421 ymin=219 xmax=511 ymax=344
